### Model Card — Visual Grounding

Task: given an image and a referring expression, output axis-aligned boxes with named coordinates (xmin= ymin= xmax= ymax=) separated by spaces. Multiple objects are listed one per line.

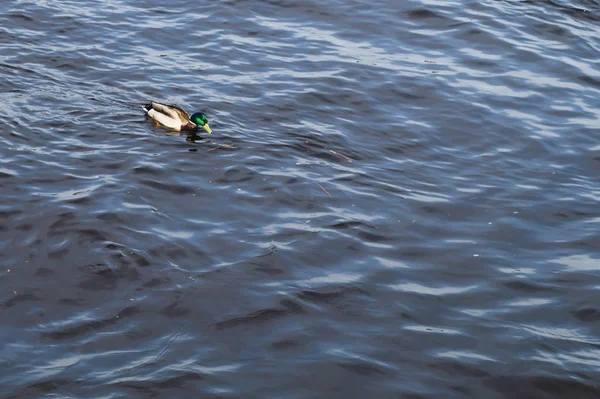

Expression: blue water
xmin=1 ymin=0 xmax=600 ymax=397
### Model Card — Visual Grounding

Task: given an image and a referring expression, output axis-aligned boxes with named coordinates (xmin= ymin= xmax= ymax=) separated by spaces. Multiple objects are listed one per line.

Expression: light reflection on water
xmin=1 ymin=0 xmax=600 ymax=397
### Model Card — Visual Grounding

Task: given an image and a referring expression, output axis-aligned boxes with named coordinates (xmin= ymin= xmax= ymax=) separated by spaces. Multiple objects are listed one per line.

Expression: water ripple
xmin=1 ymin=0 xmax=600 ymax=397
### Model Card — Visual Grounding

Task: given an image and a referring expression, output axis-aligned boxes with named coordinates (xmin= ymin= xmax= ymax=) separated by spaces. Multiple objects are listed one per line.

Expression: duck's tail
xmin=142 ymin=103 xmax=153 ymax=114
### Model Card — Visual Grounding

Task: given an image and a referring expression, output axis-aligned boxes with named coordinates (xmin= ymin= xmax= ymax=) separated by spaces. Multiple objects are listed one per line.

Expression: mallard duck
xmin=142 ymin=101 xmax=212 ymax=134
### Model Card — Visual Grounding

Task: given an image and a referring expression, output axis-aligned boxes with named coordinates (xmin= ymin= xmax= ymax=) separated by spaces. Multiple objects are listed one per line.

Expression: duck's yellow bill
xmin=203 ymin=124 xmax=212 ymax=134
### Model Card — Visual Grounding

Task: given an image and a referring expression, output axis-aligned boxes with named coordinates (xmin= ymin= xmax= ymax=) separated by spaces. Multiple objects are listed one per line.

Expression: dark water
xmin=1 ymin=0 xmax=600 ymax=397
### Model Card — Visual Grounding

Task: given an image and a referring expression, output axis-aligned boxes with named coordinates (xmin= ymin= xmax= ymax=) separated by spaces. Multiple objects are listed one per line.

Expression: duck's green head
xmin=190 ymin=112 xmax=212 ymax=134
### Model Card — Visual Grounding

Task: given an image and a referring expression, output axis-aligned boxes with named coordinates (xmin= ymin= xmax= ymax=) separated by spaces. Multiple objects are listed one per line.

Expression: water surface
xmin=1 ymin=0 xmax=600 ymax=397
